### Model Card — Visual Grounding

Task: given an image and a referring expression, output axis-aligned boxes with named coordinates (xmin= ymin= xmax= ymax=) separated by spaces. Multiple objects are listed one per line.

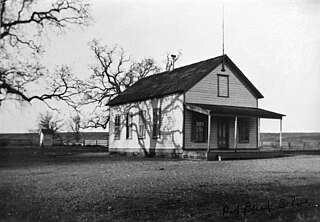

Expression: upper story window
xmin=114 ymin=114 xmax=121 ymax=140
xmin=217 ymin=74 xmax=229 ymax=97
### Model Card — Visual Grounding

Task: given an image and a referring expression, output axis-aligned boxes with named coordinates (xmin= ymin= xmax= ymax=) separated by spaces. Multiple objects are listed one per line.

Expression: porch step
xmin=207 ymin=151 xmax=284 ymax=161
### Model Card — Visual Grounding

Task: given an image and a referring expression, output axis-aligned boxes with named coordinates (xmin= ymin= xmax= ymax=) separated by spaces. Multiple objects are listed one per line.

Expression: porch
xmin=184 ymin=103 xmax=285 ymax=160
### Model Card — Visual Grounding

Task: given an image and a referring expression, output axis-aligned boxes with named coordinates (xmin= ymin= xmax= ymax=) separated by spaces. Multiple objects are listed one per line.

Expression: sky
xmin=0 ymin=0 xmax=320 ymax=133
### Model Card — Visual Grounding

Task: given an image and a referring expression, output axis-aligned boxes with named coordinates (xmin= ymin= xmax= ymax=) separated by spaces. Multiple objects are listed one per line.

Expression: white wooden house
xmin=107 ymin=55 xmax=285 ymax=159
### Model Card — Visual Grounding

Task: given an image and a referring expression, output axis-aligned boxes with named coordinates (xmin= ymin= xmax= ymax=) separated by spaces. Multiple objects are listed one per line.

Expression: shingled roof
xmin=187 ymin=103 xmax=285 ymax=119
xmin=108 ymin=55 xmax=263 ymax=106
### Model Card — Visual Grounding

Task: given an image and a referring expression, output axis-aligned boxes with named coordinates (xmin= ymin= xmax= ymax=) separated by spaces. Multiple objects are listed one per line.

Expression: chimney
xmin=171 ymin=54 xmax=177 ymax=70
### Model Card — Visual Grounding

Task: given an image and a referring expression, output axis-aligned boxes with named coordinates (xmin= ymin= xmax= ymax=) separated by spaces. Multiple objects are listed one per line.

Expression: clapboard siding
xmin=109 ymin=93 xmax=184 ymax=152
xmin=184 ymin=110 xmax=257 ymax=149
xmin=185 ymin=64 xmax=258 ymax=107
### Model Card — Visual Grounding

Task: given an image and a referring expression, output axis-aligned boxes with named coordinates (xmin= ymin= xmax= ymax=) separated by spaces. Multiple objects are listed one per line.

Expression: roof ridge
xmin=168 ymin=54 xmax=223 ymax=72
xmin=141 ymin=54 xmax=224 ymax=80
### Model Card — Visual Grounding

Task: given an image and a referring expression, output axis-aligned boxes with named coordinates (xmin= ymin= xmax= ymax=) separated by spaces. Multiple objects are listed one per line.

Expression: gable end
xmin=224 ymin=56 xmax=264 ymax=99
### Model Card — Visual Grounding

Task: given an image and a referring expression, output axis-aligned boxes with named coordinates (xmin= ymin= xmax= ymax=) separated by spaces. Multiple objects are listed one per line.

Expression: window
xmin=153 ymin=108 xmax=161 ymax=139
xmin=114 ymin=115 xmax=121 ymax=140
xmin=239 ymin=118 xmax=250 ymax=143
xmin=138 ymin=110 xmax=146 ymax=139
xmin=191 ymin=112 xmax=208 ymax=142
xmin=126 ymin=113 xmax=133 ymax=139
xmin=217 ymin=74 xmax=229 ymax=97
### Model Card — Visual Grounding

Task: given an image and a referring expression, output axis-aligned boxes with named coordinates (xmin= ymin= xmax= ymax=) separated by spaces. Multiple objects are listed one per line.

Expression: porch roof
xmin=186 ymin=103 xmax=285 ymax=119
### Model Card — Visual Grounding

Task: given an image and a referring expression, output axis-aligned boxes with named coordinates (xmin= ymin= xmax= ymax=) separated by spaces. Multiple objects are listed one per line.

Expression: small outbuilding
xmin=39 ymin=129 xmax=53 ymax=146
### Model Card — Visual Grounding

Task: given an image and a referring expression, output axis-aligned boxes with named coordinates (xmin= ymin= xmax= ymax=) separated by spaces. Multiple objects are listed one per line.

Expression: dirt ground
xmin=0 ymin=147 xmax=320 ymax=221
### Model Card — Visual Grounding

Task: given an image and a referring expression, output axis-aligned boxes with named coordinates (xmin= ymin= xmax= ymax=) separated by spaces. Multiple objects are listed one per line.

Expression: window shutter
xmin=191 ymin=113 xmax=196 ymax=141
xmin=126 ymin=113 xmax=129 ymax=138
xmin=152 ymin=109 xmax=157 ymax=138
xmin=158 ymin=108 xmax=161 ymax=137
xmin=115 ymin=115 xmax=121 ymax=140
xmin=130 ymin=113 xmax=133 ymax=139
xmin=152 ymin=108 xmax=161 ymax=139
xmin=143 ymin=110 xmax=146 ymax=138
xmin=126 ymin=113 xmax=133 ymax=139
xmin=139 ymin=110 xmax=146 ymax=139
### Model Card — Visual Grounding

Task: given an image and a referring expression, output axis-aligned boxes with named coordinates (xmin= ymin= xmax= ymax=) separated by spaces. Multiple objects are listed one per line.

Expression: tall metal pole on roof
xmin=221 ymin=3 xmax=226 ymax=71
xmin=222 ymin=4 xmax=225 ymax=56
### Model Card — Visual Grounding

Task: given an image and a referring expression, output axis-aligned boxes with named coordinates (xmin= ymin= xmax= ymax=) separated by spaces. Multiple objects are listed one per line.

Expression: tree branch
xmin=72 ymin=40 xmax=161 ymax=129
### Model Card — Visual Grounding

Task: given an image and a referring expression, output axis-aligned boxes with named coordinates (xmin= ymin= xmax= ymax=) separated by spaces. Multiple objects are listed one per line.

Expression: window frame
xmin=126 ymin=112 xmax=133 ymax=140
xmin=238 ymin=118 xmax=250 ymax=143
xmin=191 ymin=112 xmax=208 ymax=143
xmin=114 ymin=114 xmax=121 ymax=140
xmin=217 ymin=74 xmax=229 ymax=98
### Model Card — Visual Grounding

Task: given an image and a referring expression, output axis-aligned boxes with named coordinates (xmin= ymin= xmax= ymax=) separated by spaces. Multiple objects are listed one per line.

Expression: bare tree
xmin=1 ymin=0 xmax=91 ymax=51
xmin=0 ymin=0 xmax=91 ymax=106
xmin=73 ymin=39 xmax=161 ymax=129
xmin=0 ymin=63 xmax=79 ymax=108
xmin=37 ymin=111 xmax=64 ymax=134
xmin=69 ymin=113 xmax=81 ymax=142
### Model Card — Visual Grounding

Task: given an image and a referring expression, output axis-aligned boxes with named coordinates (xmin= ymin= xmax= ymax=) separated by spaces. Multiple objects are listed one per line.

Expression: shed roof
xmin=187 ymin=103 xmax=285 ymax=119
xmin=108 ymin=55 xmax=263 ymax=106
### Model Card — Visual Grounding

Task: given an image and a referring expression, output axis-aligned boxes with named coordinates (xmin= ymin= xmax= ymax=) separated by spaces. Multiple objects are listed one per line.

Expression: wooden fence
xmin=260 ymin=141 xmax=320 ymax=150
xmin=83 ymin=140 xmax=108 ymax=147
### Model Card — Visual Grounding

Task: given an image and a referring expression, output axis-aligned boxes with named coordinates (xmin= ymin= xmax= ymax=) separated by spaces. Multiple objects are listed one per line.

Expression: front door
xmin=217 ymin=118 xmax=229 ymax=149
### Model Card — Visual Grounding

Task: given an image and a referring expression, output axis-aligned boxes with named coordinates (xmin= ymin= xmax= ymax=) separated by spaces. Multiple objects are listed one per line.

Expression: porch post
xmin=258 ymin=118 xmax=261 ymax=148
xmin=207 ymin=114 xmax=211 ymax=153
xmin=280 ymin=118 xmax=283 ymax=148
xmin=234 ymin=116 xmax=238 ymax=152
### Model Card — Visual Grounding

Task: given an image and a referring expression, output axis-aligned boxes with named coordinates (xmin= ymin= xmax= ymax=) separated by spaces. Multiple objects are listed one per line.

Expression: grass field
xmin=261 ymin=132 xmax=320 ymax=143
xmin=1 ymin=146 xmax=320 ymax=221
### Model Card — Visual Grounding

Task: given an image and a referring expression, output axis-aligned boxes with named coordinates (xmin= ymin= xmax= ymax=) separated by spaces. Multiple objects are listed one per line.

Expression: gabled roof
xmin=108 ymin=55 xmax=263 ymax=106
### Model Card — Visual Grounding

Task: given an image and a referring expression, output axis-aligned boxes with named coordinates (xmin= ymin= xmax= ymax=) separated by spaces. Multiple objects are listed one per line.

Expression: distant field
xmin=261 ymin=132 xmax=320 ymax=143
xmin=0 ymin=132 xmax=108 ymax=140
xmin=0 ymin=132 xmax=108 ymax=146
xmin=260 ymin=133 xmax=320 ymax=150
